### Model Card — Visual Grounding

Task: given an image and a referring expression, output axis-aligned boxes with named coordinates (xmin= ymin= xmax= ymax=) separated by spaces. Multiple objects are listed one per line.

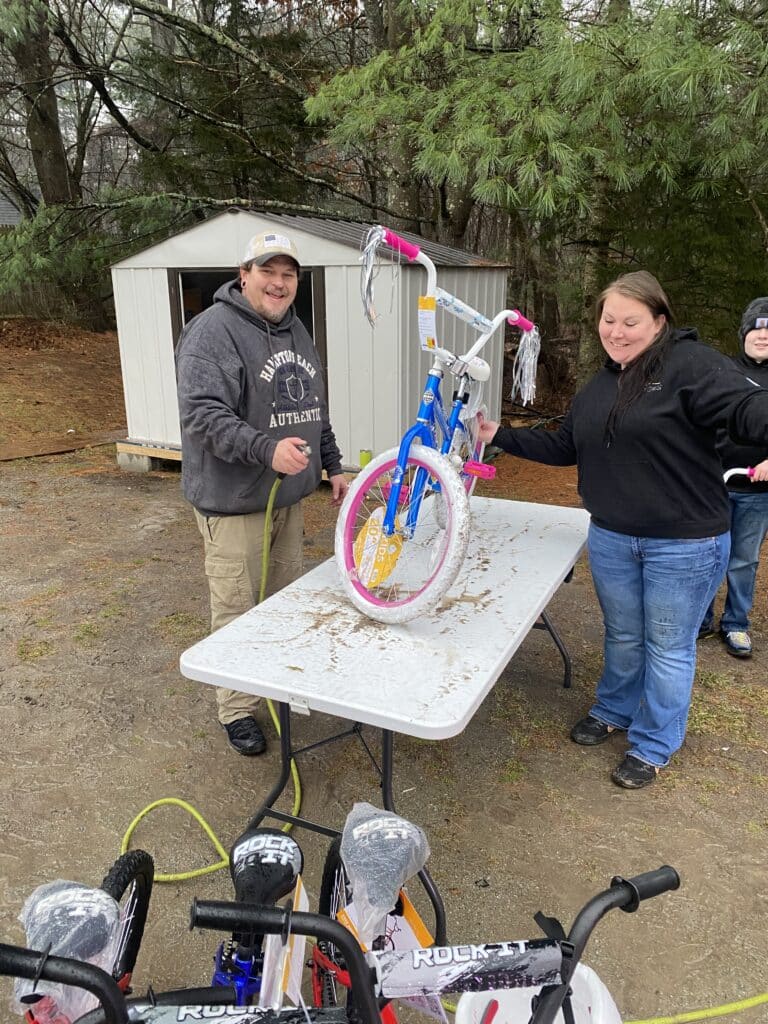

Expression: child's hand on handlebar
xmin=476 ymin=412 xmax=499 ymax=445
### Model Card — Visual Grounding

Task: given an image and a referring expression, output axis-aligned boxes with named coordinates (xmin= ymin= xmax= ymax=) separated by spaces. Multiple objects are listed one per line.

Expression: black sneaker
xmin=223 ymin=716 xmax=267 ymax=756
xmin=697 ymin=623 xmax=715 ymax=640
xmin=611 ymin=754 xmax=658 ymax=789
xmin=570 ymin=715 xmax=617 ymax=746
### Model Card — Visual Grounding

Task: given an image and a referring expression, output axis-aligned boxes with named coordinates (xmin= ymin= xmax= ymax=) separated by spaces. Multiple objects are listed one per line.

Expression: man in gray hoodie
xmin=176 ymin=231 xmax=348 ymax=754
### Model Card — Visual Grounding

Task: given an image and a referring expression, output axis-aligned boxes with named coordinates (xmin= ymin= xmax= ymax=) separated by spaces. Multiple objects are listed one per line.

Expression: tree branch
xmin=127 ymin=0 xmax=307 ymax=100
xmin=52 ymin=21 xmax=162 ymax=153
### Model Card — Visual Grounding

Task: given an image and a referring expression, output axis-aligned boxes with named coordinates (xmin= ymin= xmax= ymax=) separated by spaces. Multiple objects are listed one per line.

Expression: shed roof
xmin=111 ymin=208 xmax=507 ymax=270
xmin=265 ymin=212 xmax=506 ymax=268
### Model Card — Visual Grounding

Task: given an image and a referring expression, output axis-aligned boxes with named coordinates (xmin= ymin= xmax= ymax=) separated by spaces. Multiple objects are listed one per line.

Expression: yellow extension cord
xmin=120 ymin=483 xmax=768 ymax=1024
xmin=120 ymin=476 xmax=302 ymax=881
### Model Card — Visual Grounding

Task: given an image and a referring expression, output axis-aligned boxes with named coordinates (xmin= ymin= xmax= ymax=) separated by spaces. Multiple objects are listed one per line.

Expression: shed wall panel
xmin=113 ymin=268 xmax=180 ymax=446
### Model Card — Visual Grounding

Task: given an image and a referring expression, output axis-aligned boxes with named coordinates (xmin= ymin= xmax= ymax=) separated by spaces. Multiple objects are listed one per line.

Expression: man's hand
xmin=476 ymin=412 xmax=499 ymax=445
xmin=272 ymin=437 xmax=310 ymax=475
xmin=330 ymin=473 xmax=349 ymax=507
xmin=750 ymin=458 xmax=768 ymax=483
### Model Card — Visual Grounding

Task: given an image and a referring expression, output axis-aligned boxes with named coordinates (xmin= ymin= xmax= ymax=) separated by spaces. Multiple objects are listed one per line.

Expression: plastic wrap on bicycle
xmin=435 ymin=289 xmax=493 ymax=331
xmin=374 ymin=938 xmax=562 ymax=997
xmin=125 ymin=1004 xmax=351 ymax=1023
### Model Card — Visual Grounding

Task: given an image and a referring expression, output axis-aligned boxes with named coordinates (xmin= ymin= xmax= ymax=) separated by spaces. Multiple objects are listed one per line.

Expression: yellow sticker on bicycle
xmin=354 ymin=507 xmax=403 ymax=588
xmin=418 ymin=295 xmax=437 ymax=351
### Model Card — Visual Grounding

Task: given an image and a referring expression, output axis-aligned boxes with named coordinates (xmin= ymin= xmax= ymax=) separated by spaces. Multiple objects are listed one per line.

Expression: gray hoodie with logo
xmin=176 ymin=280 xmax=343 ymax=515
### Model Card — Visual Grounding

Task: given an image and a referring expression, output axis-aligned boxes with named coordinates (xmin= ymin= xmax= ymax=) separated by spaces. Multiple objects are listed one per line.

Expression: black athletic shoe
xmin=223 ymin=716 xmax=267 ymax=756
xmin=570 ymin=715 xmax=617 ymax=746
xmin=611 ymin=754 xmax=658 ymax=789
xmin=697 ymin=623 xmax=715 ymax=640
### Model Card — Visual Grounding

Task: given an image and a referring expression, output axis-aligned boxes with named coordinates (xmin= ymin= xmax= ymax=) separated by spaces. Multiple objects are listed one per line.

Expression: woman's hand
xmin=476 ymin=412 xmax=499 ymax=445
xmin=750 ymin=458 xmax=768 ymax=483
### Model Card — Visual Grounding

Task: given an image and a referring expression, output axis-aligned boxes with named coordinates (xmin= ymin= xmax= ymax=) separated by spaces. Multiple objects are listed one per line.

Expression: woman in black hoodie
xmin=699 ymin=297 xmax=768 ymax=658
xmin=478 ymin=272 xmax=768 ymax=788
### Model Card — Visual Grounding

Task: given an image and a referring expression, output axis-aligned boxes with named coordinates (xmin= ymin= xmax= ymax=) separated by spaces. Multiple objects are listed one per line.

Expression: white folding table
xmin=180 ymin=497 xmax=589 ymax=941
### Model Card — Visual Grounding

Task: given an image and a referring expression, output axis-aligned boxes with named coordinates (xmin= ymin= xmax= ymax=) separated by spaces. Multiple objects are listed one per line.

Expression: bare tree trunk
xmin=3 ymin=2 xmax=81 ymax=204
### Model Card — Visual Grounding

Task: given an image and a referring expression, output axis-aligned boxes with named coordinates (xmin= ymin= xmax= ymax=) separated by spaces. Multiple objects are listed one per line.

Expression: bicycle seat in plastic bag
xmin=339 ymin=802 xmax=430 ymax=947
xmin=14 ymin=880 xmax=120 ymax=1020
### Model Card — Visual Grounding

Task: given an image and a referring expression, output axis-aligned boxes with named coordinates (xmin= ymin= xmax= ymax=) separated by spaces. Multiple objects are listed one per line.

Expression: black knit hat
xmin=739 ymin=297 xmax=768 ymax=344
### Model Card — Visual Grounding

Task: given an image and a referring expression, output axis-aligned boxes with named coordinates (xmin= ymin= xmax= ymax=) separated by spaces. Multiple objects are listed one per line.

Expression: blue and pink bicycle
xmin=334 ymin=226 xmax=540 ymax=624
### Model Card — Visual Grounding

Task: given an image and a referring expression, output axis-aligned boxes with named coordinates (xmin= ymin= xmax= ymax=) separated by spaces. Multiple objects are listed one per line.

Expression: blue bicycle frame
xmin=381 ymin=366 xmax=470 ymax=539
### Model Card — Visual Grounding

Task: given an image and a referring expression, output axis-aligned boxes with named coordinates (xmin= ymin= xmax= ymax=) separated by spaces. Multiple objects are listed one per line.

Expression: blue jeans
xmin=587 ymin=524 xmax=730 ymax=768
xmin=702 ymin=492 xmax=768 ymax=633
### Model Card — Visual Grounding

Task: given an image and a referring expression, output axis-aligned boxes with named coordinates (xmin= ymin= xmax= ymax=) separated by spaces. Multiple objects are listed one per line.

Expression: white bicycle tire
xmin=335 ymin=445 xmax=470 ymax=625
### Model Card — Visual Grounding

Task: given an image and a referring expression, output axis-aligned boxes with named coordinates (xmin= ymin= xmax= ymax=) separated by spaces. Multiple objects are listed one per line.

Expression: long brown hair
xmin=598 ymin=271 xmax=675 ymax=444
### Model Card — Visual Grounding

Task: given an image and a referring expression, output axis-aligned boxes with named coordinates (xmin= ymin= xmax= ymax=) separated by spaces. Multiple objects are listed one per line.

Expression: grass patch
xmin=688 ymin=670 xmax=763 ymax=742
xmin=501 ymin=757 xmax=527 ymax=784
xmin=155 ymin=611 xmax=208 ymax=645
xmin=490 ymin=689 xmax=564 ymax=751
xmin=20 ymin=584 xmax=63 ymax=608
xmin=17 ymin=637 xmax=53 ymax=661
xmin=99 ymin=603 xmax=124 ymax=620
xmin=74 ymin=622 xmax=101 ymax=642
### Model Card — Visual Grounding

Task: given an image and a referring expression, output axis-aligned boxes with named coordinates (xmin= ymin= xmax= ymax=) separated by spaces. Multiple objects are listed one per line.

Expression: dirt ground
xmin=1 ymin=320 xmax=767 ymax=1023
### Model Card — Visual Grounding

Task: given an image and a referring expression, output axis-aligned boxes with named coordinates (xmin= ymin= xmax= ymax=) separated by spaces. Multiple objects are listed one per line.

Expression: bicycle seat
xmin=340 ymin=804 xmax=429 ymax=944
xmin=20 ymin=881 xmax=119 ymax=962
xmin=229 ymin=827 xmax=304 ymax=905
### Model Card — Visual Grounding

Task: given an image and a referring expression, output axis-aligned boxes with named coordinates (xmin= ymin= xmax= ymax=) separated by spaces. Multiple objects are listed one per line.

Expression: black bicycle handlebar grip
xmin=0 ymin=943 xmax=128 ymax=1024
xmin=611 ymin=865 xmax=680 ymax=912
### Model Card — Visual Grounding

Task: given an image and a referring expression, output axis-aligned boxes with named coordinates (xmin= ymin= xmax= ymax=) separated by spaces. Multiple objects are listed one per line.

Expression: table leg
xmin=381 ymin=730 xmax=447 ymax=945
xmin=243 ymin=702 xmax=294 ymax=831
xmin=534 ymin=609 xmax=572 ymax=688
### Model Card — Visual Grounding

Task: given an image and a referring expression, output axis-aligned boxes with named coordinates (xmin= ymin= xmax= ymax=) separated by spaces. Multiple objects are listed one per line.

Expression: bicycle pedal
xmin=463 ymin=460 xmax=496 ymax=479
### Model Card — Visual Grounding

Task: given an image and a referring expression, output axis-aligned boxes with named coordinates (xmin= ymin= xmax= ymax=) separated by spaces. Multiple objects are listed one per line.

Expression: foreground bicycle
xmin=309 ymin=805 xmax=680 ymax=1024
xmin=6 ymin=808 xmax=680 ymax=1024
xmin=334 ymin=225 xmax=541 ymax=625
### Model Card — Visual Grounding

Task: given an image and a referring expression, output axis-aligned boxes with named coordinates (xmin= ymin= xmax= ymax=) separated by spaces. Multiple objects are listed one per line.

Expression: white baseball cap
xmin=242 ymin=231 xmax=300 ymax=268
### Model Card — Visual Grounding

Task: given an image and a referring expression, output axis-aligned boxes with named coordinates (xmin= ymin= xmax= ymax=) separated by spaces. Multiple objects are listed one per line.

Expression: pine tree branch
xmin=97 ymin=65 xmax=406 ymax=220
xmin=126 ymin=0 xmax=307 ymax=100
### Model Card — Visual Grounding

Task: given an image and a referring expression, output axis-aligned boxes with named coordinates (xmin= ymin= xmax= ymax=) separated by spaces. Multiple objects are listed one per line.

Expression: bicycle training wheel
xmin=314 ymin=836 xmax=355 ymax=1012
xmin=335 ymin=445 xmax=470 ymax=624
xmin=100 ymin=849 xmax=154 ymax=991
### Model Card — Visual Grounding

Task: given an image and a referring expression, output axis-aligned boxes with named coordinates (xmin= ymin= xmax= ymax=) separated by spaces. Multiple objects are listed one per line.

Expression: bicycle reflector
xmin=354 ymin=508 xmax=403 ymax=588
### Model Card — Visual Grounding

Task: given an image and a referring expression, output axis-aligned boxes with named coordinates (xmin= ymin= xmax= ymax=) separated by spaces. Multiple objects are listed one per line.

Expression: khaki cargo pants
xmin=193 ymin=504 xmax=304 ymax=724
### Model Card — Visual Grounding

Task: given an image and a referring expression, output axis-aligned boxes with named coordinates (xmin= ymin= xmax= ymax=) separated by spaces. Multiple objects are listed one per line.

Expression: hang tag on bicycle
xmin=418 ymin=296 xmax=438 ymax=351
xmin=258 ymin=875 xmax=309 ymax=1010
xmin=338 ymin=892 xmax=447 ymax=1021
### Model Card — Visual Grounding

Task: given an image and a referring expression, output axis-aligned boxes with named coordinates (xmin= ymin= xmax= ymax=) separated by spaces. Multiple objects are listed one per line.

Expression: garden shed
xmin=111 ymin=209 xmax=509 ymax=472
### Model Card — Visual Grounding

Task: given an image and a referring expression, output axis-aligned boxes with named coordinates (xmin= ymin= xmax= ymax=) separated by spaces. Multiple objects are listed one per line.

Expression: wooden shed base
xmin=116 ymin=440 xmax=181 ymax=472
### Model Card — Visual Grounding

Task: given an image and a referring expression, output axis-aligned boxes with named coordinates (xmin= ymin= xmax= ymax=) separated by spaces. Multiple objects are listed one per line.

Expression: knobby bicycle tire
xmin=100 ymin=849 xmax=154 ymax=991
xmin=335 ymin=446 xmax=470 ymax=624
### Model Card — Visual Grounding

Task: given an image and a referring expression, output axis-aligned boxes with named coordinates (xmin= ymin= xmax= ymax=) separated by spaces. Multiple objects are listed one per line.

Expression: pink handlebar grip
xmin=749 ymin=466 xmax=756 ymax=477
xmin=507 ymin=310 xmax=534 ymax=332
xmin=383 ymin=228 xmax=421 ymax=261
